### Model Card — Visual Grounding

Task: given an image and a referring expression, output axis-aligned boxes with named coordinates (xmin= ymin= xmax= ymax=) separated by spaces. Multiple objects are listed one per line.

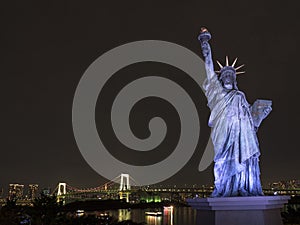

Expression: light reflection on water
xmin=106 ymin=206 xmax=196 ymax=225
xmin=145 ymin=214 xmax=162 ymax=225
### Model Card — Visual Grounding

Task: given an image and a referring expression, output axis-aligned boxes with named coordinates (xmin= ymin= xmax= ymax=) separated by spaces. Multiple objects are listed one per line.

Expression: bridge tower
xmin=57 ymin=182 xmax=66 ymax=204
xmin=119 ymin=174 xmax=130 ymax=202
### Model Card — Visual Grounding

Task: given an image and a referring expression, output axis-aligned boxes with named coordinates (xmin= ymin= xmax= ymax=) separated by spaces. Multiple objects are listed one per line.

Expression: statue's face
xmin=221 ymin=71 xmax=235 ymax=90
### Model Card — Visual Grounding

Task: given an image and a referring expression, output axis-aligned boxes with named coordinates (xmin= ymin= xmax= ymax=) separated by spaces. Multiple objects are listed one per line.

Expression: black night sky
xmin=1 ymin=1 xmax=300 ymax=192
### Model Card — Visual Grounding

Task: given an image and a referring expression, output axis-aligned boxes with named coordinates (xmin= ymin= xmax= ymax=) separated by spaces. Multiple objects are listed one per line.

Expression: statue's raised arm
xmin=198 ymin=27 xmax=215 ymax=80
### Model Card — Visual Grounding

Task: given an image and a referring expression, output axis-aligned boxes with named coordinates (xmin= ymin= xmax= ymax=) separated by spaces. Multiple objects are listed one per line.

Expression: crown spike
xmin=216 ymin=60 xmax=223 ymax=69
xmin=236 ymin=71 xmax=245 ymax=75
xmin=232 ymin=57 xmax=238 ymax=67
xmin=235 ymin=64 xmax=245 ymax=71
xmin=226 ymin=56 xmax=229 ymax=66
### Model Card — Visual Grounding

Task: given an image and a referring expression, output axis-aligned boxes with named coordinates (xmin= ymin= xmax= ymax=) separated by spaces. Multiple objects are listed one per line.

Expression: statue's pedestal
xmin=187 ymin=196 xmax=290 ymax=225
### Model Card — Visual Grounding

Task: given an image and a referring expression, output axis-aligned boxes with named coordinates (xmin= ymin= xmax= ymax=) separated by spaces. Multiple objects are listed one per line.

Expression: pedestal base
xmin=187 ymin=196 xmax=290 ymax=225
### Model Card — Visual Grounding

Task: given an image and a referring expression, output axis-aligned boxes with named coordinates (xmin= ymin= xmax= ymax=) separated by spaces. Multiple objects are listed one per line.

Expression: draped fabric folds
xmin=203 ymin=75 xmax=263 ymax=197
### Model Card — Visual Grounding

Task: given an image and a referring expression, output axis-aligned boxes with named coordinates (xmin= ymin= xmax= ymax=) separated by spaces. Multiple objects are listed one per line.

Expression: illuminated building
xmin=41 ymin=187 xmax=51 ymax=196
xmin=28 ymin=184 xmax=39 ymax=200
xmin=8 ymin=183 xmax=24 ymax=200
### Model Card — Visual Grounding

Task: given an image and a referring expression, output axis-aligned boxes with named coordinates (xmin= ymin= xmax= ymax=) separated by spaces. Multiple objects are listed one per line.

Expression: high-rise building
xmin=8 ymin=183 xmax=24 ymax=200
xmin=28 ymin=184 xmax=39 ymax=200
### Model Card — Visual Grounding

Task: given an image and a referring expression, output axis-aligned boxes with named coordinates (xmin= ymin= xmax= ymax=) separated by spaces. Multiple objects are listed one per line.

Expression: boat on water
xmin=76 ymin=209 xmax=85 ymax=217
xmin=96 ymin=211 xmax=110 ymax=219
xmin=145 ymin=210 xmax=162 ymax=216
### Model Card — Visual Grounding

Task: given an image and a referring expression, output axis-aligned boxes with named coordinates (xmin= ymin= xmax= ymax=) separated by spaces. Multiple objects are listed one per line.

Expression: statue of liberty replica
xmin=198 ymin=28 xmax=272 ymax=197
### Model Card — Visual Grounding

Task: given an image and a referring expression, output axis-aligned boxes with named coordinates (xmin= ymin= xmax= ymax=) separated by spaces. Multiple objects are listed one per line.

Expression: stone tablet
xmin=251 ymin=99 xmax=272 ymax=128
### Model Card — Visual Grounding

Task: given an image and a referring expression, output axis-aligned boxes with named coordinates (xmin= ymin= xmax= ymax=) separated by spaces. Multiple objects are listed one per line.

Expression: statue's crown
xmin=215 ymin=56 xmax=245 ymax=75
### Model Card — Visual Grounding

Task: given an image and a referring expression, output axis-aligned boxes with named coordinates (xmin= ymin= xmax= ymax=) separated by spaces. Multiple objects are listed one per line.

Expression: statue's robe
xmin=203 ymin=75 xmax=263 ymax=197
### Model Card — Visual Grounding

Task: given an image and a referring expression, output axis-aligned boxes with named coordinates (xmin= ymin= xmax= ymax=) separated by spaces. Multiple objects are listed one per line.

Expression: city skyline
xmin=1 ymin=178 xmax=300 ymax=197
xmin=1 ymin=1 xmax=300 ymax=190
